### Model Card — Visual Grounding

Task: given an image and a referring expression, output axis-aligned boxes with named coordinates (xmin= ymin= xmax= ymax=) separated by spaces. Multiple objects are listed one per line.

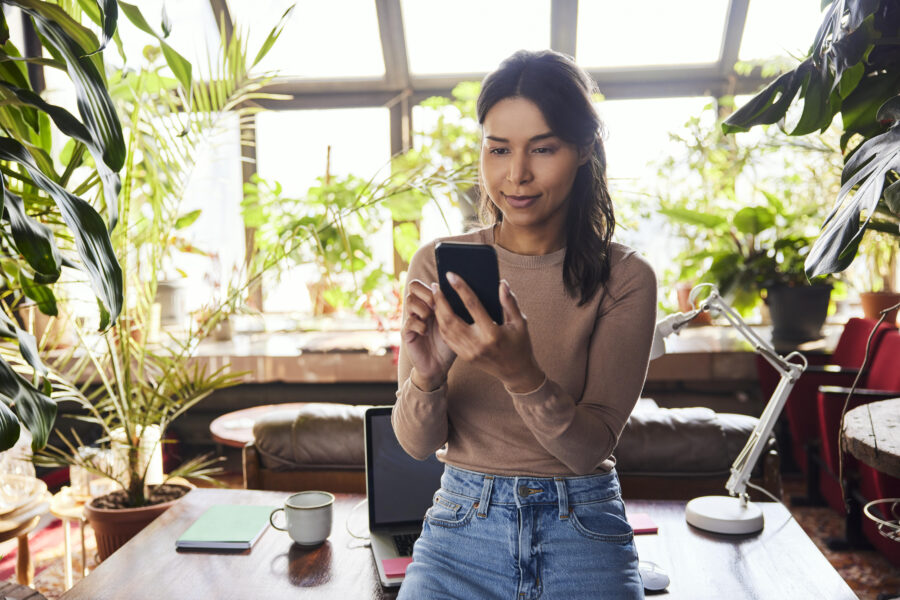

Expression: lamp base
xmin=685 ymin=495 xmax=764 ymax=535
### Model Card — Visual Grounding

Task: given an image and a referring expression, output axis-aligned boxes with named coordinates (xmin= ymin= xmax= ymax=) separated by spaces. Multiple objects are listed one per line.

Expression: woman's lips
xmin=503 ymin=193 xmax=540 ymax=208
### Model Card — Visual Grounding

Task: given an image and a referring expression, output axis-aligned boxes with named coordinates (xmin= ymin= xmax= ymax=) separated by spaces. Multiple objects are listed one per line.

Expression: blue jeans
xmin=398 ymin=465 xmax=644 ymax=600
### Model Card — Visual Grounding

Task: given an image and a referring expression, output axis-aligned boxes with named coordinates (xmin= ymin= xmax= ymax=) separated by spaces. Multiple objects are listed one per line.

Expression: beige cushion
xmin=252 ymin=403 xmax=367 ymax=471
xmin=251 ymin=402 xmax=764 ymax=476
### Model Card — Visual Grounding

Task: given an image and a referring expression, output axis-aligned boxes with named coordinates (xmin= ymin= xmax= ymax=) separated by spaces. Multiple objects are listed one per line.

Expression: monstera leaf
xmin=722 ymin=0 xmax=900 ymax=278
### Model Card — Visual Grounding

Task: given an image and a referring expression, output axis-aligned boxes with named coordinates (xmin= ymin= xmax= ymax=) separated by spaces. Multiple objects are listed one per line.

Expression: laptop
xmin=365 ymin=406 xmax=446 ymax=587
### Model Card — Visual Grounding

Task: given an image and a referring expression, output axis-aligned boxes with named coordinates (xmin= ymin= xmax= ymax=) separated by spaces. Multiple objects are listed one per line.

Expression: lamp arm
xmin=698 ymin=291 xmax=808 ymax=499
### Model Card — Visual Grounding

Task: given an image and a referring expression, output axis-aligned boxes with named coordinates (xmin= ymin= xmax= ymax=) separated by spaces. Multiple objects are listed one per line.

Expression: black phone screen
xmin=434 ymin=242 xmax=503 ymax=325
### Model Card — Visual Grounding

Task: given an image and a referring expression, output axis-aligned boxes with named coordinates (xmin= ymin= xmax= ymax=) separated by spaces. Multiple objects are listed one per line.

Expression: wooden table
xmin=59 ymin=488 xmax=855 ymax=600
xmin=843 ymin=397 xmax=900 ymax=479
xmin=0 ymin=581 xmax=48 ymax=599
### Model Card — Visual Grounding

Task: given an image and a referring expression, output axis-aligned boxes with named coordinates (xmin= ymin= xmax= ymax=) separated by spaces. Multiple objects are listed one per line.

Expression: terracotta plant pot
xmin=85 ymin=484 xmax=190 ymax=561
xmin=860 ymin=290 xmax=900 ymax=325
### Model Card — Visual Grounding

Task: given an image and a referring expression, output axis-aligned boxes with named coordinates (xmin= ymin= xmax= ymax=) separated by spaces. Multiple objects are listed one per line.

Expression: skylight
xmin=402 ymin=0 xmax=551 ymax=74
xmin=576 ymin=0 xmax=729 ymax=67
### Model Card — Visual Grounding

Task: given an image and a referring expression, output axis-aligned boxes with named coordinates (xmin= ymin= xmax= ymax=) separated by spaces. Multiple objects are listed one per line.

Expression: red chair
xmin=757 ymin=318 xmax=896 ymax=501
xmin=816 ymin=330 xmax=900 ymax=515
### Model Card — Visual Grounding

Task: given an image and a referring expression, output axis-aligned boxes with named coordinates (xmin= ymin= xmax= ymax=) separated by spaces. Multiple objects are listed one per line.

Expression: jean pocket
xmin=424 ymin=492 xmax=477 ymax=528
xmin=567 ymin=497 xmax=634 ymax=543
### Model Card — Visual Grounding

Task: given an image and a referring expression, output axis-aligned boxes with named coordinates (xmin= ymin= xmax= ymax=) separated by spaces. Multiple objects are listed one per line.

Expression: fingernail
xmin=502 ymin=279 xmax=511 ymax=294
xmin=446 ymin=272 xmax=459 ymax=284
xmin=430 ymin=282 xmax=439 ymax=294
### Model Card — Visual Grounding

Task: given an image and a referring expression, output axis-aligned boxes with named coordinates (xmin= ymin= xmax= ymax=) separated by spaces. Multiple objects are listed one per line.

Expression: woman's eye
xmin=533 ymin=146 xmax=556 ymax=154
xmin=489 ymin=147 xmax=509 ymax=155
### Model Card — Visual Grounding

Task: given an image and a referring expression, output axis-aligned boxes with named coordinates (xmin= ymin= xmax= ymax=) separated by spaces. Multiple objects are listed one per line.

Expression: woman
xmin=393 ymin=49 xmax=656 ymax=599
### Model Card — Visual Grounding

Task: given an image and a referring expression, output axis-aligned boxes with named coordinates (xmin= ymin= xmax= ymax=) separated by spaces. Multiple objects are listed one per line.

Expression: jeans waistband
xmin=440 ymin=464 xmax=622 ymax=508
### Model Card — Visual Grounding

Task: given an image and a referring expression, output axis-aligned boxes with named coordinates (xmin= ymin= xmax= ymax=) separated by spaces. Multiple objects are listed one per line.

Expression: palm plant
xmin=25 ymin=4 xmax=294 ymax=507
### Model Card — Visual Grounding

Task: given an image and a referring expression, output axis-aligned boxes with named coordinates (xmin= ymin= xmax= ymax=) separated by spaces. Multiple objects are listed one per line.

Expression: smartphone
xmin=434 ymin=242 xmax=503 ymax=325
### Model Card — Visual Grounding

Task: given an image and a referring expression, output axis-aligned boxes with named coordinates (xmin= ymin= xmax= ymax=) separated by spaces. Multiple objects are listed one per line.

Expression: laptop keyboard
xmin=392 ymin=532 xmax=419 ymax=557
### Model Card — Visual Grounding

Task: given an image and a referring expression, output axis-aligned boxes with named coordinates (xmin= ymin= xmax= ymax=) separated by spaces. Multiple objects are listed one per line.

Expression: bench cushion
xmin=250 ymin=402 xmax=763 ymax=477
xmin=252 ymin=404 xmax=367 ymax=471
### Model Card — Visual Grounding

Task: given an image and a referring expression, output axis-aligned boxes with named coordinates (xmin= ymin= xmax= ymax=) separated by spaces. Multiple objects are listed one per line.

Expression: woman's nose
xmin=506 ymin=155 xmax=532 ymax=184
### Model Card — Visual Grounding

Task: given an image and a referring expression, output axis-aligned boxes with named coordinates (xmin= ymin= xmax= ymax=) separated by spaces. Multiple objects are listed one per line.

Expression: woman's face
xmin=480 ymin=96 xmax=585 ymax=245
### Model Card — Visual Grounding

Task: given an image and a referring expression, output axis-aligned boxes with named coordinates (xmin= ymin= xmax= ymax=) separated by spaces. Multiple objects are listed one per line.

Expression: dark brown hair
xmin=476 ymin=49 xmax=614 ymax=305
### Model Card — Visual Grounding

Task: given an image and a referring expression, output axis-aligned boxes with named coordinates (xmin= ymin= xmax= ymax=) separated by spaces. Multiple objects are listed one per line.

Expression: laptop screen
xmin=365 ymin=407 xmax=445 ymax=530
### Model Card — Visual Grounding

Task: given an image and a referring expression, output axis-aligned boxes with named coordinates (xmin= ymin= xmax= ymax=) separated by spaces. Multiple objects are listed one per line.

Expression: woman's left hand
xmin=432 ymin=273 xmax=546 ymax=393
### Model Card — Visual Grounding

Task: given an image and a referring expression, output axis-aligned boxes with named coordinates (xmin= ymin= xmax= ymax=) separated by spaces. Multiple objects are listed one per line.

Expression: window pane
xmin=256 ymin=108 xmax=391 ymax=195
xmin=228 ymin=0 xmax=385 ymax=78
xmin=403 ymin=0 xmax=551 ymax=74
xmin=577 ymin=0 xmax=727 ymax=67
xmin=739 ymin=0 xmax=824 ymax=62
xmin=598 ymin=96 xmax=712 ymax=274
xmin=255 ymin=108 xmax=392 ymax=313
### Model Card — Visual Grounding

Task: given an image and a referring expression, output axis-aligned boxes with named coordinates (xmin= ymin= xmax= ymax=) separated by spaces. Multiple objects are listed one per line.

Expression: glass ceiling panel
xmin=740 ymin=0 xmax=824 ymax=62
xmin=577 ymin=0 xmax=728 ymax=67
xmin=227 ymin=0 xmax=384 ymax=78
xmin=402 ymin=0 xmax=551 ymax=75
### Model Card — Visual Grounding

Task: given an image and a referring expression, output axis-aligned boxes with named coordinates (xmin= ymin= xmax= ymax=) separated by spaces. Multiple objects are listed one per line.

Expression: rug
xmin=0 ymin=519 xmax=98 ymax=600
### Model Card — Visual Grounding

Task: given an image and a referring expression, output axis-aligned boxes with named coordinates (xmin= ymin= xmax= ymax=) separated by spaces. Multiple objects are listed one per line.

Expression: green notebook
xmin=176 ymin=505 xmax=275 ymax=550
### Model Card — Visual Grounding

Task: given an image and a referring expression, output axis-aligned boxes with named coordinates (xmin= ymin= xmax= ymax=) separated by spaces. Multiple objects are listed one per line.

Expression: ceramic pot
xmin=85 ymin=485 xmax=190 ymax=561
xmin=859 ymin=291 xmax=900 ymax=325
xmin=764 ymin=283 xmax=832 ymax=343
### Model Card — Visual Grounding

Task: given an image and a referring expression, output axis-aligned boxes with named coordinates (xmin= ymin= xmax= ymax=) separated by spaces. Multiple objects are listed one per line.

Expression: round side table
xmin=0 ymin=486 xmax=51 ymax=586
xmin=209 ymin=402 xmax=311 ymax=448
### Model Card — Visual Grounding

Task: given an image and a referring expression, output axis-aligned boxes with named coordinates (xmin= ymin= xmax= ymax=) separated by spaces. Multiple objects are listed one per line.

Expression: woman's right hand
xmin=402 ymin=279 xmax=456 ymax=391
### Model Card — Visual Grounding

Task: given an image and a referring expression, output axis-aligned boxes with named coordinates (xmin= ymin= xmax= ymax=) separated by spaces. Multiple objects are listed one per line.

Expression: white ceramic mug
xmin=270 ymin=491 xmax=335 ymax=546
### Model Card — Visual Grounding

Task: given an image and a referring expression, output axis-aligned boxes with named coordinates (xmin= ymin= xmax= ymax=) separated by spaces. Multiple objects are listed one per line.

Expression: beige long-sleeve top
xmin=392 ymin=225 xmax=657 ymax=477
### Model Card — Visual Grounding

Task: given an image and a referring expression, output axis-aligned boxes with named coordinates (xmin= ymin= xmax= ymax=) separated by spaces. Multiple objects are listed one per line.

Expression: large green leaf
xmin=733 ymin=206 xmax=775 ymax=235
xmin=0 ymin=357 xmax=56 ymax=451
xmin=119 ymin=2 xmax=192 ymax=94
xmin=0 ymin=82 xmax=122 ymax=229
xmin=0 ymin=401 xmax=20 ymax=452
xmin=0 ymin=136 xmax=123 ymax=324
xmin=13 ymin=2 xmax=123 ymax=163
xmin=806 ymin=123 xmax=900 ymax=277
xmin=657 ymin=206 xmax=728 ymax=229
xmin=2 ymin=187 xmax=62 ymax=281
xmin=251 ymin=5 xmax=295 ymax=68
xmin=722 ymin=65 xmax=807 ymax=133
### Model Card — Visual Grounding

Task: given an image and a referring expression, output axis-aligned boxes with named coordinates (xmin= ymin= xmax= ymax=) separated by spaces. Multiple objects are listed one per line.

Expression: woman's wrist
xmin=503 ymin=366 xmax=547 ymax=395
xmin=410 ymin=368 xmax=446 ymax=392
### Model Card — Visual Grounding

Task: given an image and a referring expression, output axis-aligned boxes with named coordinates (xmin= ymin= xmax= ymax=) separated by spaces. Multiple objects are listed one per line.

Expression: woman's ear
xmin=577 ymin=147 xmax=591 ymax=166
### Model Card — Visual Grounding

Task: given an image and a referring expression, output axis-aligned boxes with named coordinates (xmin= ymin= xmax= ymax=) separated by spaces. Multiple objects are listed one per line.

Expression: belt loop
xmin=554 ymin=477 xmax=569 ymax=520
xmin=477 ymin=475 xmax=494 ymax=519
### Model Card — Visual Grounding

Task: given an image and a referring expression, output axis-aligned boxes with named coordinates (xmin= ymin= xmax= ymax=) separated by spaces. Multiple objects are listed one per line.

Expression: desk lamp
xmin=651 ymin=284 xmax=808 ymax=534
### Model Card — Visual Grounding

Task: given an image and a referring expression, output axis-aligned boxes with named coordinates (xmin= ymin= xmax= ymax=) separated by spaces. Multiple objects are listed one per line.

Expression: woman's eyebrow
xmin=484 ymin=132 xmax=556 ymax=143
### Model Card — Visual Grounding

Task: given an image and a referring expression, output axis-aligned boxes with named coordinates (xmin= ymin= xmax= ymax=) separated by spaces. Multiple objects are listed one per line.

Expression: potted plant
xmin=242 ymin=157 xmax=475 ymax=317
xmin=855 ymin=229 xmax=900 ymax=324
xmin=642 ymin=101 xmax=842 ymax=326
xmin=20 ymin=4 xmax=295 ymax=559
